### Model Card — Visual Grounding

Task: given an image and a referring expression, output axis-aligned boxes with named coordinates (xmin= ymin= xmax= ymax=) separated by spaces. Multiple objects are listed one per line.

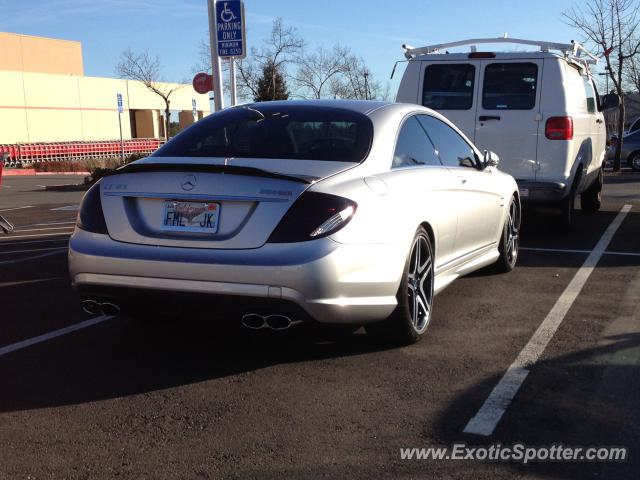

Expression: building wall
xmin=0 ymin=32 xmax=84 ymax=76
xmin=0 ymin=70 xmax=211 ymax=143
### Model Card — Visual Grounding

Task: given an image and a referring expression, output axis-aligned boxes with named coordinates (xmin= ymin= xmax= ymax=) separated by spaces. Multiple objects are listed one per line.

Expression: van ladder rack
xmin=402 ymin=37 xmax=599 ymax=68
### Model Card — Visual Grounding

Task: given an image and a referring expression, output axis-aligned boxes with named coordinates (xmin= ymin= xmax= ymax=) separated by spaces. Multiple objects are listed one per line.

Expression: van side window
xmin=416 ymin=115 xmax=478 ymax=169
xmin=583 ymin=77 xmax=596 ymax=114
xmin=392 ymin=116 xmax=441 ymax=168
xmin=482 ymin=63 xmax=538 ymax=110
xmin=422 ymin=64 xmax=475 ymax=110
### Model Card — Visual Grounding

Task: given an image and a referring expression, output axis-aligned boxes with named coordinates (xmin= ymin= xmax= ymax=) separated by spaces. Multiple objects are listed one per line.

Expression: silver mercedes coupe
xmin=69 ymin=100 xmax=520 ymax=344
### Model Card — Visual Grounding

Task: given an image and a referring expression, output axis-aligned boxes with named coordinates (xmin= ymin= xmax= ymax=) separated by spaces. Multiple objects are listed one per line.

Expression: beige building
xmin=0 ymin=32 xmax=210 ymax=144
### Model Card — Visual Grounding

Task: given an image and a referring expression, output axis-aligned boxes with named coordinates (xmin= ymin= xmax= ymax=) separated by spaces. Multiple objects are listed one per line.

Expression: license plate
xmin=519 ymin=188 xmax=530 ymax=198
xmin=162 ymin=201 xmax=220 ymax=234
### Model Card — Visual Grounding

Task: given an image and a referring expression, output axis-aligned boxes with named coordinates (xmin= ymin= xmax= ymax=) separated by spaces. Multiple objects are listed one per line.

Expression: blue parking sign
xmin=116 ymin=93 xmax=123 ymax=114
xmin=215 ymin=1 xmax=245 ymax=58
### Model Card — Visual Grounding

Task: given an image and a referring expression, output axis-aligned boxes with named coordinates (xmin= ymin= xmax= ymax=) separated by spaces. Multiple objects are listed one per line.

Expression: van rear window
xmin=422 ymin=64 xmax=475 ymax=110
xmin=482 ymin=63 xmax=538 ymax=110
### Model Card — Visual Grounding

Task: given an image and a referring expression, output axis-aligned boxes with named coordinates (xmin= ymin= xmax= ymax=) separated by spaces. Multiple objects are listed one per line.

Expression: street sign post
xmin=209 ymin=0 xmax=245 ymax=109
xmin=192 ymin=98 xmax=198 ymax=118
xmin=215 ymin=0 xmax=246 ymax=59
xmin=116 ymin=93 xmax=125 ymax=164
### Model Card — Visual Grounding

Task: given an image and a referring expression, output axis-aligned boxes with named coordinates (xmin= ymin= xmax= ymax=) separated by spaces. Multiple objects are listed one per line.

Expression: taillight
xmin=77 ymin=182 xmax=108 ymax=234
xmin=545 ymin=116 xmax=573 ymax=140
xmin=267 ymin=192 xmax=357 ymax=243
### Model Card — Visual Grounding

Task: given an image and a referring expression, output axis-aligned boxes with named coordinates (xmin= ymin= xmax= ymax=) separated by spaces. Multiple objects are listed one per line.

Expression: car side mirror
xmin=483 ymin=150 xmax=500 ymax=168
xmin=600 ymin=93 xmax=619 ymax=110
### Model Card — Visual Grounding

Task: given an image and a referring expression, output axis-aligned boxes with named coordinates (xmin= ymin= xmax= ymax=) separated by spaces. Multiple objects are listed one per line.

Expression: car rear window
xmin=422 ymin=64 xmax=475 ymax=110
xmin=154 ymin=105 xmax=373 ymax=162
xmin=482 ymin=63 xmax=538 ymax=110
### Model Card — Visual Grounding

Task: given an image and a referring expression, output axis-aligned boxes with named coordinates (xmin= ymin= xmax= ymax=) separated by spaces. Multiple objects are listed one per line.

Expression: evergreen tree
xmin=254 ymin=60 xmax=289 ymax=102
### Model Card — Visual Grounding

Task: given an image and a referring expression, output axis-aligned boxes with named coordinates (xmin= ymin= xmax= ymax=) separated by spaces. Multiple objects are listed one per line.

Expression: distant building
xmin=0 ymin=32 xmax=210 ymax=144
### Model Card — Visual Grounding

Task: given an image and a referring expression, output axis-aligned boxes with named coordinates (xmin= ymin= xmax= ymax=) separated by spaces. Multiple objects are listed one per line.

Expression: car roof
xmin=239 ymin=99 xmax=393 ymax=115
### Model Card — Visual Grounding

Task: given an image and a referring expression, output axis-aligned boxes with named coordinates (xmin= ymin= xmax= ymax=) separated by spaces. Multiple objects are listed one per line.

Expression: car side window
xmin=392 ymin=116 xmax=441 ymax=168
xmin=416 ymin=115 xmax=478 ymax=169
xmin=583 ymin=77 xmax=596 ymax=114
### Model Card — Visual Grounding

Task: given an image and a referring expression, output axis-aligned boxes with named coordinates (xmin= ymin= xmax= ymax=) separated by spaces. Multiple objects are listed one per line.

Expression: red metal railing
xmin=0 ymin=139 xmax=165 ymax=166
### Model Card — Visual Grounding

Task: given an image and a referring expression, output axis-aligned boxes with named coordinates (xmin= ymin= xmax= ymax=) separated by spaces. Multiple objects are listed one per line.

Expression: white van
xmin=396 ymin=38 xmax=618 ymax=228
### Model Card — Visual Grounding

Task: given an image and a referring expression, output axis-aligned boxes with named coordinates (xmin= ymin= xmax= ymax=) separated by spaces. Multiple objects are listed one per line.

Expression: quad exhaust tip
xmin=241 ymin=313 xmax=302 ymax=331
xmin=82 ymin=300 xmax=121 ymax=316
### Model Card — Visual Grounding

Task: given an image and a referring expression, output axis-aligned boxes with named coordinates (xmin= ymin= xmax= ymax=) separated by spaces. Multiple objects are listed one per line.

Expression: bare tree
xmin=329 ymin=53 xmax=389 ymax=100
xmin=198 ymin=18 xmax=304 ymax=102
xmin=293 ymin=45 xmax=349 ymax=99
xmin=116 ymin=48 xmax=180 ymax=140
xmin=625 ymin=50 xmax=640 ymax=92
xmin=563 ymin=0 xmax=640 ymax=171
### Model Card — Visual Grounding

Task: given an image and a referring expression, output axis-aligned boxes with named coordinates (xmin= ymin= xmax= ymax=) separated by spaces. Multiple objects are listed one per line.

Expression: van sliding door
xmin=474 ymin=60 xmax=543 ymax=180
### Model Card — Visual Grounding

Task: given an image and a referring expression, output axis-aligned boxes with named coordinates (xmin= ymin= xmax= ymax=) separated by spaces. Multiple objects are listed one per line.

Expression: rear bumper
xmin=516 ymin=180 xmax=568 ymax=204
xmin=68 ymin=229 xmax=405 ymax=324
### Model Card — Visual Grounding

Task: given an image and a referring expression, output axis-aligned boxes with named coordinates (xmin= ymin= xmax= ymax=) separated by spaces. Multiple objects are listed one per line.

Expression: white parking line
xmin=0 ymin=238 xmax=69 ymax=246
xmin=520 ymin=247 xmax=640 ymax=257
xmin=0 ymin=232 xmax=72 ymax=240
xmin=0 ymin=250 xmax=67 ymax=265
xmin=464 ymin=204 xmax=632 ymax=436
xmin=16 ymin=221 xmax=76 ymax=228
xmin=0 ymin=316 xmax=111 ymax=358
xmin=0 ymin=206 xmax=33 ymax=212
xmin=13 ymin=226 xmax=75 ymax=233
xmin=0 ymin=247 xmax=67 ymax=255
xmin=520 ymin=247 xmax=591 ymax=254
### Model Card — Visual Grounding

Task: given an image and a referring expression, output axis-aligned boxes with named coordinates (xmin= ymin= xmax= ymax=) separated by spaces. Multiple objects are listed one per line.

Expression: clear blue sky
xmin=4 ymin=0 xmax=594 ymax=97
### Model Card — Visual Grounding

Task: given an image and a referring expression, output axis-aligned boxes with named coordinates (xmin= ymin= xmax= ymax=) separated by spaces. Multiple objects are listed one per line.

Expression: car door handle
xmin=456 ymin=176 xmax=467 ymax=184
xmin=479 ymin=115 xmax=501 ymax=121
xmin=596 ymin=118 xmax=604 ymax=124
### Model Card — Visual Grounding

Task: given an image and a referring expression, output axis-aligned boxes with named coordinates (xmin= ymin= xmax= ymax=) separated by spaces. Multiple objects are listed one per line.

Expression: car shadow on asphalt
xmin=433 ymin=332 xmax=640 ymax=480
xmin=0 ymin=316 xmax=394 ymax=414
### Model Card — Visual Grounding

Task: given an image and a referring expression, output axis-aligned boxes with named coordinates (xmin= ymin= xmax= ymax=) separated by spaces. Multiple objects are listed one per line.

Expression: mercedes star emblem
xmin=181 ymin=174 xmax=197 ymax=191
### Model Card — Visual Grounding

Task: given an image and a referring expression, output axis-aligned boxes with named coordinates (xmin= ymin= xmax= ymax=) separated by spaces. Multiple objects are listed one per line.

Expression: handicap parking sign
xmin=215 ymin=1 xmax=246 ymax=58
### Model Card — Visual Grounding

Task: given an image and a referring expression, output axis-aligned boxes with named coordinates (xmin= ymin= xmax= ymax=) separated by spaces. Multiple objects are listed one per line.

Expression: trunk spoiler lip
xmin=105 ymin=162 xmax=316 ymax=184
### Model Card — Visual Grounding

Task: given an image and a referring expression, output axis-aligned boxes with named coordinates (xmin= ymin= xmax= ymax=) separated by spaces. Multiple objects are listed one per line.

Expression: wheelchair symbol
xmin=220 ymin=3 xmax=237 ymax=22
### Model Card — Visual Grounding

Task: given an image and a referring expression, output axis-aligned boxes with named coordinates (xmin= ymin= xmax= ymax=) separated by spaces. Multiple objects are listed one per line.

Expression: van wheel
xmin=366 ymin=227 xmax=434 ymax=345
xmin=581 ymin=168 xmax=603 ymax=212
xmin=630 ymin=152 xmax=640 ymax=172
xmin=559 ymin=191 xmax=575 ymax=232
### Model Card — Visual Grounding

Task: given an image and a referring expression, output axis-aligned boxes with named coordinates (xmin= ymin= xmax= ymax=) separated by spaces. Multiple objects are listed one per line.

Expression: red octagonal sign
xmin=192 ymin=72 xmax=212 ymax=94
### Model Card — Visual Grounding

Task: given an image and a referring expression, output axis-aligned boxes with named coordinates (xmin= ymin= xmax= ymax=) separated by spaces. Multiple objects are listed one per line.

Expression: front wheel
xmin=629 ymin=152 xmax=640 ymax=172
xmin=365 ymin=227 xmax=434 ymax=345
xmin=494 ymin=198 xmax=520 ymax=273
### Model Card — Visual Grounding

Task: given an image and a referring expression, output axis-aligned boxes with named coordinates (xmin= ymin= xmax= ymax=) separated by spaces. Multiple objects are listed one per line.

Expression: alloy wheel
xmin=506 ymin=201 xmax=520 ymax=265
xmin=407 ymin=234 xmax=434 ymax=334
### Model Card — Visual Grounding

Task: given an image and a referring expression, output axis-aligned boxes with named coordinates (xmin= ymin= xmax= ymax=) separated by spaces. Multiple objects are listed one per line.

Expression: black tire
xmin=494 ymin=197 xmax=520 ymax=273
xmin=581 ymin=168 xmax=603 ymax=212
xmin=365 ymin=227 xmax=434 ymax=345
xmin=630 ymin=152 xmax=640 ymax=172
xmin=559 ymin=184 xmax=577 ymax=232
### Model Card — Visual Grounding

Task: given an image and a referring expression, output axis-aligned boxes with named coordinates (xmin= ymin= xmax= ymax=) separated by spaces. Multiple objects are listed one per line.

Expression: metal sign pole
xmin=208 ymin=0 xmax=225 ymax=111
xmin=117 ymin=93 xmax=125 ymax=164
xmin=118 ymin=112 xmax=124 ymax=164
xmin=229 ymin=58 xmax=237 ymax=106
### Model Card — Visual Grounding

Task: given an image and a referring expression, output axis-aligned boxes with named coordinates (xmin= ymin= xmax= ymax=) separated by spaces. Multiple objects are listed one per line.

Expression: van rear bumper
xmin=516 ymin=180 xmax=567 ymax=204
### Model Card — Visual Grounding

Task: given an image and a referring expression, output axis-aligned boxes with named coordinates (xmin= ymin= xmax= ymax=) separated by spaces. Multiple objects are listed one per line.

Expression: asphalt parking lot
xmin=0 ymin=173 xmax=638 ymax=479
